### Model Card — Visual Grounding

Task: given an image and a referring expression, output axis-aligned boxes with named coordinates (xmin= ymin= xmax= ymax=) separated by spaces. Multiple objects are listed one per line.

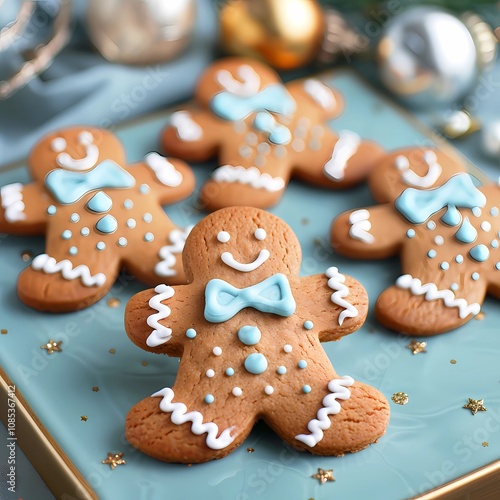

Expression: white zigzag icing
xmin=213 ymin=165 xmax=285 ymax=192
xmin=325 ymin=267 xmax=358 ymax=325
xmin=170 ymin=111 xmax=203 ymax=141
xmin=152 ymin=387 xmax=236 ymax=450
xmin=295 ymin=376 xmax=354 ymax=447
xmin=31 ymin=254 xmax=106 ymax=287
xmin=1 ymin=183 xmax=26 ymax=222
xmin=144 ymin=152 xmax=183 ymax=187
xmin=349 ymin=209 xmax=374 ymax=244
xmin=155 ymin=225 xmax=193 ymax=277
xmin=146 ymin=284 xmax=175 ymax=347
xmin=396 ymin=274 xmax=480 ymax=319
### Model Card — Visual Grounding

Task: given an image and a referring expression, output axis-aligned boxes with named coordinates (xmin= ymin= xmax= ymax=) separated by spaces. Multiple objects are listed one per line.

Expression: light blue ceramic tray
xmin=1 ymin=69 xmax=499 ymax=500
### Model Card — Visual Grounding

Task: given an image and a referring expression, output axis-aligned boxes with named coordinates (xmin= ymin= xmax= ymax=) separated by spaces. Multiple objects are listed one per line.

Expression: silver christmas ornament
xmin=376 ymin=6 xmax=497 ymax=108
xmin=86 ymin=0 xmax=196 ymax=65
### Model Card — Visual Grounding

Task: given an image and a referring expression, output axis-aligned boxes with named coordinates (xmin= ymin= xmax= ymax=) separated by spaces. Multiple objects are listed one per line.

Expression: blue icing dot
xmin=277 ymin=366 xmax=286 ymax=375
xmin=455 ymin=255 xmax=464 ymax=264
xmin=139 ymin=184 xmax=150 ymax=194
xmin=70 ymin=213 xmax=80 ymax=223
xmin=298 ymin=360 xmax=307 ymax=369
xmin=472 ymin=272 xmax=480 ymax=281
xmin=117 ymin=237 xmax=127 ymax=247
xmin=96 ymin=242 xmax=106 ymax=251
xmin=62 ymin=230 xmax=72 ymax=240
xmin=244 ymin=353 xmax=268 ymax=375
xmin=204 ymin=394 xmax=215 ymax=404
xmin=426 ymin=221 xmax=436 ymax=230
xmin=144 ymin=232 xmax=154 ymax=242
xmin=81 ymin=227 xmax=90 ymax=236
xmin=186 ymin=328 xmax=197 ymax=339
xmin=238 ymin=326 xmax=261 ymax=346
xmin=123 ymin=199 xmax=133 ymax=209
xmin=455 ymin=218 xmax=477 ymax=244
xmin=225 ymin=367 xmax=235 ymax=376
xmin=95 ymin=215 xmax=117 ymax=234
xmin=406 ymin=229 xmax=416 ymax=238
xmin=440 ymin=262 xmax=449 ymax=271
xmin=450 ymin=283 xmax=458 ymax=291
xmin=47 ymin=205 xmax=57 ymax=215
xmin=86 ymin=191 xmax=112 ymax=213
xmin=472 ymin=207 xmax=482 ymax=217
xmin=303 ymin=320 xmax=314 ymax=330
xmin=302 ymin=385 xmax=311 ymax=394
xmin=69 ymin=246 xmax=78 ymax=256
xmin=427 ymin=250 xmax=437 ymax=259
xmin=143 ymin=213 xmax=153 ymax=223
xmin=496 ymin=263 xmax=500 ymax=271
xmin=491 ymin=207 xmax=499 ymax=217
xmin=469 ymin=244 xmax=489 ymax=263
xmin=491 ymin=240 xmax=499 ymax=249
xmin=441 ymin=205 xmax=461 ymax=226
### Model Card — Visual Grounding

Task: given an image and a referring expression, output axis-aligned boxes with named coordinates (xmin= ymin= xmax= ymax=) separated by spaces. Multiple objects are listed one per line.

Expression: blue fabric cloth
xmin=0 ymin=0 xmax=218 ymax=167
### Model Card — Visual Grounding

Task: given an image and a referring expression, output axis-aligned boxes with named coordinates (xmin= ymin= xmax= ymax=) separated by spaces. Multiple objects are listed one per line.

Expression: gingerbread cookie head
xmin=368 ymin=147 xmax=468 ymax=204
xmin=125 ymin=207 xmax=389 ymax=463
xmin=0 ymin=126 xmax=196 ymax=312
xmin=162 ymin=57 xmax=383 ymax=210
xmin=183 ymin=206 xmax=301 ymax=284
xmin=28 ymin=127 xmax=126 ymax=182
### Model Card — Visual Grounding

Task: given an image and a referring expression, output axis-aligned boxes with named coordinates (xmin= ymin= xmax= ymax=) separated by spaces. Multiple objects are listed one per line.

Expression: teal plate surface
xmin=1 ymin=70 xmax=499 ymax=500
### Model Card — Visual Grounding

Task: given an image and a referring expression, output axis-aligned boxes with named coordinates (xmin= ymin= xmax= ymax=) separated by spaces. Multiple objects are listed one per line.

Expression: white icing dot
xmin=292 ymin=139 xmax=305 ymax=152
xmin=426 ymin=221 xmax=436 ymax=230
xmin=472 ymin=272 xmax=480 ymax=281
xmin=70 ymin=213 xmax=80 ymax=223
xmin=143 ymin=213 xmax=153 ymax=223
xmin=264 ymin=385 xmax=274 ymax=395
xmin=254 ymin=155 xmax=266 ymax=168
xmin=117 ymin=237 xmax=127 ymax=247
xmin=450 ymin=283 xmax=458 ymax=291
xmin=434 ymin=235 xmax=444 ymax=246
xmin=217 ymin=231 xmax=230 ymax=243
xmin=51 ymin=137 xmax=67 ymax=152
xmin=206 ymin=369 xmax=215 ymax=378
xmin=213 ymin=346 xmax=222 ymax=356
xmin=481 ymin=221 xmax=492 ymax=232
xmin=455 ymin=254 xmax=464 ymax=264
xmin=257 ymin=142 xmax=271 ymax=155
xmin=490 ymin=207 xmax=499 ymax=217
xmin=254 ymin=228 xmax=266 ymax=241
xmin=79 ymin=131 xmax=93 ymax=144
xmin=81 ymin=227 xmax=90 ymax=236
xmin=144 ymin=232 xmax=154 ymax=242
xmin=96 ymin=242 xmax=106 ymax=251
xmin=245 ymin=133 xmax=258 ymax=146
xmin=472 ymin=207 xmax=482 ymax=217
xmin=123 ymin=199 xmax=133 ymax=209
xmin=232 ymin=387 xmax=242 ymax=397
xmin=283 ymin=344 xmax=292 ymax=353
xmin=126 ymin=218 xmax=136 ymax=228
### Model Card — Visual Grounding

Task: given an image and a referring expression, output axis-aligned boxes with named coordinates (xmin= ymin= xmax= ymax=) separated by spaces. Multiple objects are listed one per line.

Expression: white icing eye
xmin=51 ymin=137 xmax=67 ymax=152
xmin=254 ymin=228 xmax=266 ymax=240
xmin=395 ymin=155 xmax=409 ymax=170
xmin=217 ymin=231 xmax=230 ymax=243
xmin=79 ymin=131 xmax=93 ymax=145
xmin=423 ymin=150 xmax=437 ymax=163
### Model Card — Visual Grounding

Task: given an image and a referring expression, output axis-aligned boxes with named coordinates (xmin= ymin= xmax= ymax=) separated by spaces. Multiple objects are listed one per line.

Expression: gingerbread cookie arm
xmin=162 ymin=109 xmax=226 ymax=162
xmin=292 ymin=270 xmax=368 ymax=342
xmin=0 ymin=182 xmax=50 ymax=234
xmin=125 ymin=284 xmax=200 ymax=356
xmin=331 ymin=204 xmax=407 ymax=259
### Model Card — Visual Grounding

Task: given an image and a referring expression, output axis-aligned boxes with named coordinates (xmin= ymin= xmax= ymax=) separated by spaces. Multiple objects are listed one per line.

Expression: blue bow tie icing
xmin=45 ymin=160 xmax=136 ymax=204
xmin=395 ymin=173 xmax=486 ymax=225
xmin=204 ymin=273 xmax=296 ymax=323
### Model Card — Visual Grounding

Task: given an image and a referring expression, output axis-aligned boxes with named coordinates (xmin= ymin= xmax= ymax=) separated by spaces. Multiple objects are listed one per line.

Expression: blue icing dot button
xmin=86 ymin=191 xmax=112 ymax=213
xmin=186 ymin=328 xmax=197 ymax=339
xmin=95 ymin=215 xmax=118 ymax=234
xmin=237 ymin=326 xmax=261 ymax=346
xmin=303 ymin=320 xmax=314 ymax=330
xmin=204 ymin=394 xmax=215 ymax=404
xmin=469 ymin=244 xmax=489 ymax=263
xmin=244 ymin=353 xmax=268 ymax=375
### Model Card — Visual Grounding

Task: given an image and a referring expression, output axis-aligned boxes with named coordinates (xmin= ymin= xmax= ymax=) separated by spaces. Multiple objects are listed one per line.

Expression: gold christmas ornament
xmin=219 ymin=0 xmax=324 ymax=69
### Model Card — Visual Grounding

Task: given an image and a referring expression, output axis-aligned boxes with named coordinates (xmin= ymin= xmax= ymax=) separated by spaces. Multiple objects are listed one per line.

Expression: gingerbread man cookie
xmin=0 ymin=127 xmax=195 ymax=312
xmin=332 ymin=147 xmax=500 ymax=335
xmin=161 ymin=57 xmax=384 ymax=210
xmin=125 ymin=207 xmax=389 ymax=463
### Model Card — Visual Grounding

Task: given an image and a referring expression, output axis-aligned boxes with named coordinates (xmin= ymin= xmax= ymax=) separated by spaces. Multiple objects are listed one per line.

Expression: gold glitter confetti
xmin=186 ymin=463 xmax=192 ymax=467
xmin=81 ymin=416 xmax=88 ymax=422
xmin=107 ymin=298 xmax=121 ymax=308
xmin=247 ymin=447 xmax=255 ymax=453
xmin=406 ymin=340 xmax=427 ymax=355
xmin=108 ymin=348 xmax=116 ymax=354
xmin=21 ymin=250 xmax=33 ymax=262
xmin=92 ymin=386 xmax=100 ymax=392
xmin=41 ymin=339 xmax=62 ymax=354
xmin=482 ymin=442 xmax=489 ymax=447
xmin=392 ymin=392 xmax=409 ymax=405
xmin=1 ymin=329 xmax=7 ymax=335
xmin=141 ymin=361 xmax=148 ymax=367
xmin=450 ymin=359 xmax=457 ymax=364
xmin=475 ymin=312 xmax=485 ymax=320
xmin=464 ymin=398 xmax=487 ymax=415
xmin=312 ymin=468 xmax=335 ymax=484
xmin=102 ymin=452 xmax=126 ymax=469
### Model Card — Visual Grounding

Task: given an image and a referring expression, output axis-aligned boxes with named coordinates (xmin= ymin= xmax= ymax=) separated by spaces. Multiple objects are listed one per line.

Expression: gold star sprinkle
xmin=108 ymin=348 xmax=116 ymax=354
xmin=482 ymin=442 xmax=489 ymax=447
xmin=102 ymin=452 xmax=126 ymax=469
xmin=41 ymin=340 xmax=62 ymax=354
xmin=450 ymin=359 xmax=457 ymax=364
xmin=464 ymin=398 xmax=487 ymax=415
xmin=406 ymin=340 xmax=427 ymax=355
xmin=107 ymin=298 xmax=121 ymax=308
xmin=1 ymin=329 xmax=7 ymax=335
xmin=247 ymin=447 xmax=255 ymax=453
xmin=392 ymin=392 xmax=409 ymax=405
xmin=81 ymin=416 xmax=88 ymax=422
xmin=312 ymin=468 xmax=335 ymax=484
xmin=92 ymin=386 xmax=100 ymax=392
xmin=141 ymin=361 xmax=148 ymax=367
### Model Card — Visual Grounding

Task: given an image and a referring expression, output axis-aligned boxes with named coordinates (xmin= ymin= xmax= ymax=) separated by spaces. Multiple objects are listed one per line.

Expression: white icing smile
xmin=395 ymin=150 xmax=442 ymax=188
xmin=55 ymin=131 xmax=99 ymax=171
xmin=221 ymin=249 xmax=270 ymax=272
